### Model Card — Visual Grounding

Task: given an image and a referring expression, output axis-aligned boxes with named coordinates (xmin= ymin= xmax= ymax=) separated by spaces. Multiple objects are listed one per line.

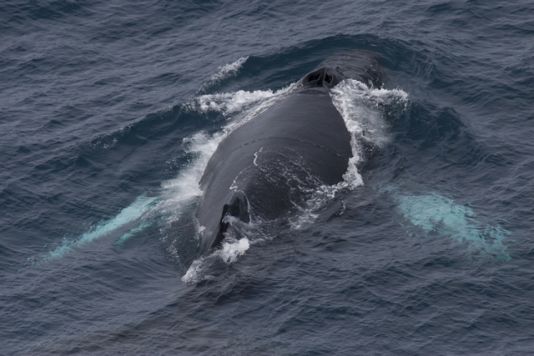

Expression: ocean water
xmin=1 ymin=0 xmax=534 ymax=354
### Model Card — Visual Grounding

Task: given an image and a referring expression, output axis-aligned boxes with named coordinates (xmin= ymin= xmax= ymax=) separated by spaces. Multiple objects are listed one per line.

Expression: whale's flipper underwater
xmin=195 ymin=51 xmax=383 ymax=254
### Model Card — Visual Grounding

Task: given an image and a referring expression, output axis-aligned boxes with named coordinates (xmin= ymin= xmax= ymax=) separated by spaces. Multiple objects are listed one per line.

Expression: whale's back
xmin=196 ymin=89 xmax=351 ymax=252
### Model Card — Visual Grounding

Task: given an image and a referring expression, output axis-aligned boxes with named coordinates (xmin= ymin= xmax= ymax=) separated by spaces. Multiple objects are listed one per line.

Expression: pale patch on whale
xmin=394 ymin=191 xmax=510 ymax=260
xmin=44 ymin=195 xmax=158 ymax=261
xmin=115 ymin=221 xmax=153 ymax=246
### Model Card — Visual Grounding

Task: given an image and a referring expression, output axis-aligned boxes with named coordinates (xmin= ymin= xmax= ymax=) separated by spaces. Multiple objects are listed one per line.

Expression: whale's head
xmin=301 ymin=50 xmax=383 ymax=90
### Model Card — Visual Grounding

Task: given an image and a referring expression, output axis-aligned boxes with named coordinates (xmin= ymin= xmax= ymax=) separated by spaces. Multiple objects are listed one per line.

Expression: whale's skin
xmin=195 ymin=52 xmax=382 ymax=253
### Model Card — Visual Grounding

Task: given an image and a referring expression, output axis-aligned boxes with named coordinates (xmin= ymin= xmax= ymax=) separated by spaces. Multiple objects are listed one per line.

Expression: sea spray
xmin=206 ymin=56 xmax=249 ymax=85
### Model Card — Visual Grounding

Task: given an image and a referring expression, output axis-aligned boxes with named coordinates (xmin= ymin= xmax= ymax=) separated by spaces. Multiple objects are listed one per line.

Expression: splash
xmin=158 ymin=131 xmax=224 ymax=223
xmin=219 ymin=237 xmax=250 ymax=263
xmin=395 ymin=192 xmax=510 ymax=260
xmin=181 ymin=237 xmax=250 ymax=284
xmin=331 ymin=79 xmax=408 ymax=189
xmin=207 ymin=56 xmax=248 ymax=85
xmin=45 ymin=196 xmax=158 ymax=261
xmin=187 ymin=83 xmax=297 ymax=115
xmin=181 ymin=258 xmax=206 ymax=284
xmin=180 ymin=216 xmax=262 ymax=284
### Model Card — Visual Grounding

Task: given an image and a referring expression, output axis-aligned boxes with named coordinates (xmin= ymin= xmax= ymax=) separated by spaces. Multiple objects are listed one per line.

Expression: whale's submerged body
xmin=196 ymin=51 xmax=383 ymax=253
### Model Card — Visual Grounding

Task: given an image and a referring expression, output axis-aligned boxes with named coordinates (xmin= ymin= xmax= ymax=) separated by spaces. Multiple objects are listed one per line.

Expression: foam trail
xmin=394 ymin=192 xmax=510 ymax=260
xmin=46 ymin=196 xmax=157 ymax=260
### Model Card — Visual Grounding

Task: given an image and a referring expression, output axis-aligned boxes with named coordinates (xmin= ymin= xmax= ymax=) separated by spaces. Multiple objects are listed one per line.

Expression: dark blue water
xmin=2 ymin=0 xmax=534 ymax=354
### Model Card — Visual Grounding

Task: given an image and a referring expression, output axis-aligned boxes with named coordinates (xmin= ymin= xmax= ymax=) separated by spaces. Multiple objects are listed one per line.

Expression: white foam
xmin=219 ymin=237 xmax=250 ymax=263
xmin=289 ymin=210 xmax=319 ymax=230
xmin=158 ymin=131 xmax=225 ymax=222
xmin=181 ymin=258 xmax=206 ymax=284
xmin=181 ymin=211 xmax=264 ymax=283
xmin=187 ymin=83 xmax=298 ymax=116
xmin=208 ymin=56 xmax=248 ymax=84
xmin=181 ymin=237 xmax=251 ymax=284
xmin=252 ymin=146 xmax=264 ymax=167
xmin=332 ymin=79 xmax=408 ymax=148
xmin=331 ymin=79 xmax=408 ymax=187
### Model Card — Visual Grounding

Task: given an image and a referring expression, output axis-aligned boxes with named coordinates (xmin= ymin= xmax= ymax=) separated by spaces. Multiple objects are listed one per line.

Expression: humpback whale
xmin=195 ymin=51 xmax=383 ymax=253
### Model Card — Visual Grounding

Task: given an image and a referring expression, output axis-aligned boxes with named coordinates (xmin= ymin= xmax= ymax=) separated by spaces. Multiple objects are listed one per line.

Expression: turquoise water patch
xmin=115 ymin=221 xmax=153 ymax=246
xmin=395 ymin=192 xmax=510 ymax=260
xmin=45 ymin=196 xmax=158 ymax=261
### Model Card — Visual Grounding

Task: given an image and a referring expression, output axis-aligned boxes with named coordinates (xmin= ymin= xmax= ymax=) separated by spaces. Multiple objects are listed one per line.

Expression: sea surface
xmin=1 ymin=0 xmax=534 ymax=354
